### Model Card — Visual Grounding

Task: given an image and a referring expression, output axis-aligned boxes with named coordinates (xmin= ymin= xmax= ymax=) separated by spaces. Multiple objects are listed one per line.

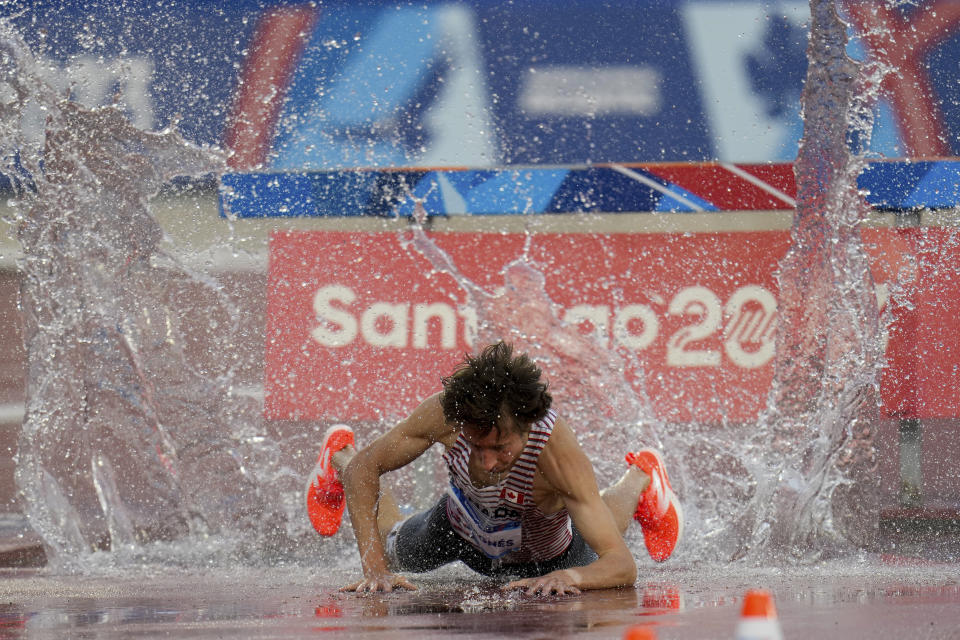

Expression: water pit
xmin=0 ymin=0 xmax=958 ymax=637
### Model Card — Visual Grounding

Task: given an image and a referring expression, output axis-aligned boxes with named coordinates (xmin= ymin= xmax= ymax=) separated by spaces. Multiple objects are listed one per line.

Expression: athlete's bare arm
xmin=505 ymin=419 xmax=638 ymax=594
xmin=340 ymin=393 xmax=455 ymax=592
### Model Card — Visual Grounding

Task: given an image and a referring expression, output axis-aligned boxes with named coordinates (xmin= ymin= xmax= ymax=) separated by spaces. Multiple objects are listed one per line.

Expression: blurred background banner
xmin=264 ymin=224 xmax=960 ymax=425
xmin=266 ymin=229 xmax=786 ymax=424
xmin=10 ymin=0 xmax=960 ymax=169
xmin=218 ymin=163 xmax=799 ymax=217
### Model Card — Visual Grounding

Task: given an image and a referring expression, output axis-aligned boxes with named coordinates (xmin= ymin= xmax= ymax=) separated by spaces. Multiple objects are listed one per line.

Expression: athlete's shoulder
xmin=541 ymin=414 xmax=576 ymax=444
xmin=535 ymin=416 xmax=600 ymax=501
xmin=536 ymin=416 xmax=589 ymax=470
xmin=397 ymin=392 xmax=457 ymax=445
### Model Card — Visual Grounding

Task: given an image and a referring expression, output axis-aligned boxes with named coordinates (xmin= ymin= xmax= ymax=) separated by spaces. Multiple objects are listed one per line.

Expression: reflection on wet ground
xmin=0 ymin=560 xmax=957 ymax=639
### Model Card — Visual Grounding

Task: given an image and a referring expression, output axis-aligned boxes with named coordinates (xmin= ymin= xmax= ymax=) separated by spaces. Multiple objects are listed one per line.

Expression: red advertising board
xmin=265 ymin=228 xmax=960 ymax=423
xmin=872 ymin=227 xmax=960 ymax=420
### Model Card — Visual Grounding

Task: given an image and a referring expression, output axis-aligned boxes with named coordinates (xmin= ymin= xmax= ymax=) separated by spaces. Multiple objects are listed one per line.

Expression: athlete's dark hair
xmin=440 ymin=341 xmax=552 ymax=435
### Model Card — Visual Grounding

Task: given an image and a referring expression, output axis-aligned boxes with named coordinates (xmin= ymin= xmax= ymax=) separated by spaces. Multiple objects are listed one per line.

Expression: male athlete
xmin=306 ymin=342 xmax=683 ymax=595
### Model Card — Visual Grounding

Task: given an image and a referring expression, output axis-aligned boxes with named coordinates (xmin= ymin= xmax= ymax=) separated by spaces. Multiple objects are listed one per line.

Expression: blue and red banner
xmin=220 ymin=161 xmax=960 ymax=218
xmin=9 ymin=1 xmax=960 ymax=167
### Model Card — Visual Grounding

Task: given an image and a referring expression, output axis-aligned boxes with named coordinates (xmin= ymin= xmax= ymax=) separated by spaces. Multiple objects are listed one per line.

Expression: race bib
xmin=446 ymin=484 xmax=523 ymax=559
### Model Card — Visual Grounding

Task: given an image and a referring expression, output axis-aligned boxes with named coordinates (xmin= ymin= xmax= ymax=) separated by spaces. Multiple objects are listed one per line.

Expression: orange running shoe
xmin=306 ymin=424 xmax=355 ymax=536
xmin=625 ymin=448 xmax=684 ymax=562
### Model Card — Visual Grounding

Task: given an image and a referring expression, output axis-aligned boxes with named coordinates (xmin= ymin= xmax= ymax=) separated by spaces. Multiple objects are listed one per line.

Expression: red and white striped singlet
xmin=442 ymin=410 xmax=573 ymax=563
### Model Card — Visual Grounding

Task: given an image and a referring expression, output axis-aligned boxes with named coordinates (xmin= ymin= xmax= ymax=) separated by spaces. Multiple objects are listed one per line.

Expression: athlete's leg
xmin=621 ymin=450 xmax=684 ymax=562
xmin=331 ymin=445 xmax=404 ymax=544
xmin=601 ymin=466 xmax=650 ymax=535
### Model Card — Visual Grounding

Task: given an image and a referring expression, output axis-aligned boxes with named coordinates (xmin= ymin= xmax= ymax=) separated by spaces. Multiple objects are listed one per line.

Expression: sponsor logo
xmin=519 ymin=66 xmax=662 ymax=117
xmin=310 ymin=283 xmax=777 ymax=369
xmin=311 ymin=285 xmax=476 ymax=350
xmin=21 ymin=55 xmax=155 ymax=148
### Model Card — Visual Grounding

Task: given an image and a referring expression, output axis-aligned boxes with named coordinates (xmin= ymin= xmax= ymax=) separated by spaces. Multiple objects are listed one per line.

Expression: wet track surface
xmin=0 ymin=560 xmax=957 ymax=639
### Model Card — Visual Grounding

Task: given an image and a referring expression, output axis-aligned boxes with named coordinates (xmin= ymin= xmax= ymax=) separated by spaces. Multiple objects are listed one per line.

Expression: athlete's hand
xmin=341 ymin=573 xmax=418 ymax=593
xmin=503 ymin=570 xmax=581 ymax=597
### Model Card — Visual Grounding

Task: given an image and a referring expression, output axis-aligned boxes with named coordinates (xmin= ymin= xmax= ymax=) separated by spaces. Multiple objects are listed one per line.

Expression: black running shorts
xmin=387 ymin=495 xmax=598 ymax=579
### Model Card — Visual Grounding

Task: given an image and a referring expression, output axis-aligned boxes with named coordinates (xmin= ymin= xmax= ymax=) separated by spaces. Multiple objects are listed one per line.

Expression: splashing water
xmin=0 ymin=0 xmax=897 ymax=570
xmin=0 ymin=21 xmax=307 ymax=566
xmin=745 ymin=0 xmax=885 ymax=561
xmin=405 ymin=224 xmax=656 ymax=455
xmin=405 ymin=0 xmax=890 ymax=564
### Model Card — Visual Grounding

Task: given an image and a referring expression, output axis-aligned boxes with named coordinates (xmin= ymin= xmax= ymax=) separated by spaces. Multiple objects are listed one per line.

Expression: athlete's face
xmin=463 ymin=417 xmax=528 ymax=475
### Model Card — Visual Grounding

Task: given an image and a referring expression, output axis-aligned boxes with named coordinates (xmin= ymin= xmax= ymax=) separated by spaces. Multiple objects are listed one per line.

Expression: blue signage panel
xmin=3 ymin=1 xmax=959 ymax=168
xmin=261 ymin=1 xmax=714 ymax=168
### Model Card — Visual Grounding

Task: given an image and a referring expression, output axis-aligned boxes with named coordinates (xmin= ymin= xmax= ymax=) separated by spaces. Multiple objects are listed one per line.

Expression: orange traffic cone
xmin=734 ymin=589 xmax=783 ymax=640
xmin=623 ymin=625 xmax=656 ymax=640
